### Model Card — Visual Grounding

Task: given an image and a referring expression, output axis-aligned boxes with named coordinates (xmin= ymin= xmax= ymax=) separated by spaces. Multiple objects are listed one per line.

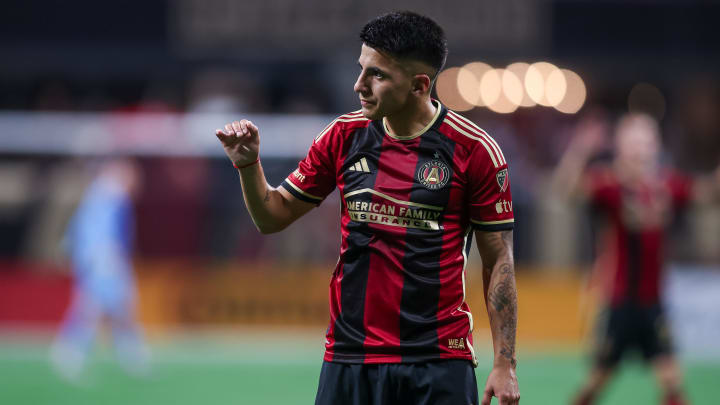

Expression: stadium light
xmin=525 ymin=62 xmax=561 ymax=107
xmin=505 ymin=63 xmax=536 ymax=107
xmin=554 ymin=69 xmax=587 ymax=114
xmin=436 ymin=67 xmax=474 ymax=111
xmin=439 ymin=61 xmax=587 ymax=114
xmin=501 ymin=69 xmax=524 ymax=107
xmin=482 ymin=69 xmax=519 ymax=114
xmin=457 ymin=62 xmax=493 ymax=107
xmin=546 ymin=68 xmax=568 ymax=107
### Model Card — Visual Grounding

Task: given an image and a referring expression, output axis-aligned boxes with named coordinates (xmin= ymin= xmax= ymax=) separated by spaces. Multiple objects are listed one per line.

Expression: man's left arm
xmin=476 ymin=229 xmax=520 ymax=405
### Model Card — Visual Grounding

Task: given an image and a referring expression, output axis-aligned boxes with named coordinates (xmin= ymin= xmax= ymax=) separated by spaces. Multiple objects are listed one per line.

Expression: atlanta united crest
xmin=496 ymin=168 xmax=508 ymax=192
xmin=417 ymin=159 xmax=451 ymax=190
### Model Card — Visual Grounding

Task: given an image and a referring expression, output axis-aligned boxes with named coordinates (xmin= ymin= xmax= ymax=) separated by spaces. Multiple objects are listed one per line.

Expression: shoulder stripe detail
xmin=446 ymin=112 xmax=505 ymax=165
xmin=447 ymin=112 xmax=506 ymax=165
xmin=340 ymin=110 xmax=363 ymax=118
xmin=447 ymin=110 xmax=489 ymax=136
xmin=315 ymin=120 xmax=336 ymax=142
xmin=443 ymin=118 xmax=500 ymax=168
xmin=315 ymin=115 xmax=369 ymax=142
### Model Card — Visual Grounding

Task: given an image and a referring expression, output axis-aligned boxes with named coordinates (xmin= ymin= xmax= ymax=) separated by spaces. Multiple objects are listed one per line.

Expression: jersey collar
xmin=382 ymin=99 xmax=443 ymax=141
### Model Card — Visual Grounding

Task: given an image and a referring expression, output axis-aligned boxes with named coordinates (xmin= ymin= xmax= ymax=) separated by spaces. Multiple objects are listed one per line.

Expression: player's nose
xmin=353 ymin=73 xmax=368 ymax=95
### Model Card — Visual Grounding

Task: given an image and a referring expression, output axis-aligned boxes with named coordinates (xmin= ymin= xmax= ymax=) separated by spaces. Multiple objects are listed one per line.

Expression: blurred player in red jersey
xmin=553 ymin=112 xmax=720 ymax=405
xmin=214 ymin=11 xmax=519 ymax=405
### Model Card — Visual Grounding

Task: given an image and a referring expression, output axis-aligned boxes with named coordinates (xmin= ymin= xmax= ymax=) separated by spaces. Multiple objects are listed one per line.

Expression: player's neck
xmin=384 ymin=98 xmax=437 ymax=138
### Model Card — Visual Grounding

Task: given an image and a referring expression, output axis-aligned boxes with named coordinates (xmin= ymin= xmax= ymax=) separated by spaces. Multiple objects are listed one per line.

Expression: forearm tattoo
xmin=488 ymin=264 xmax=513 ymax=312
xmin=500 ymin=347 xmax=517 ymax=368
xmin=483 ymin=231 xmax=518 ymax=368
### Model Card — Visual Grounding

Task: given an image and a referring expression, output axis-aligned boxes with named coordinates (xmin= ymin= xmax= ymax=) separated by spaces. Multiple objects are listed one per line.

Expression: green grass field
xmin=1 ymin=330 xmax=718 ymax=405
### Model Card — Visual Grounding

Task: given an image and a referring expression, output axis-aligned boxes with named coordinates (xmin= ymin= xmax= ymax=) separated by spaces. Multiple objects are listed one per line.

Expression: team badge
xmin=417 ymin=159 xmax=451 ymax=190
xmin=496 ymin=168 xmax=508 ymax=192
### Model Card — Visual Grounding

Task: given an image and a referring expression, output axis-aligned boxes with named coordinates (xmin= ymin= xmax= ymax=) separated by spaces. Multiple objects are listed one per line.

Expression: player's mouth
xmin=360 ymin=99 xmax=375 ymax=107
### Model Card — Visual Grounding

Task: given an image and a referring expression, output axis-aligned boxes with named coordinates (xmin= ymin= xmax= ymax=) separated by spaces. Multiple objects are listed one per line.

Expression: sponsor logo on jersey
xmin=347 ymin=157 xmax=371 ymax=173
xmin=495 ymin=199 xmax=513 ymax=214
xmin=496 ymin=168 xmax=508 ymax=192
xmin=346 ymin=200 xmax=441 ymax=231
xmin=293 ymin=169 xmax=306 ymax=183
xmin=447 ymin=337 xmax=465 ymax=350
xmin=417 ymin=159 xmax=450 ymax=190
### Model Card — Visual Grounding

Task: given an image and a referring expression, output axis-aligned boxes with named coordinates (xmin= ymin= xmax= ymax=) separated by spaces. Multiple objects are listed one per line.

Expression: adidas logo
xmin=348 ymin=157 xmax=371 ymax=173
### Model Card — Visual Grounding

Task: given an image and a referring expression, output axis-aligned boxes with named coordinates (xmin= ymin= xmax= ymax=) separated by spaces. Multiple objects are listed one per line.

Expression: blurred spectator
xmin=50 ymin=158 xmax=149 ymax=381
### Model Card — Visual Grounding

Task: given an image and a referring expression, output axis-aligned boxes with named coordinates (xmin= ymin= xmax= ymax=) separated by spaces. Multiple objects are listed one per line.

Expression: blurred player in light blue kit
xmin=51 ymin=158 xmax=149 ymax=380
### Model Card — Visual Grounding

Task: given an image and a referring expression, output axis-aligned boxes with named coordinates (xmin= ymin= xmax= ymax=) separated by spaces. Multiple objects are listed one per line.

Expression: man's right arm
xmin=550 ymin=114 xmax=608 ymax=199
xmin=216 ymin=119 xmax=315 ymax=234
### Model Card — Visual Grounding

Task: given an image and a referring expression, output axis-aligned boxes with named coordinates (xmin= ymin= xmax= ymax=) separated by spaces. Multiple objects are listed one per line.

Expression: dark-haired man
xmin=215 ymin=11 xmax=520 ymax=405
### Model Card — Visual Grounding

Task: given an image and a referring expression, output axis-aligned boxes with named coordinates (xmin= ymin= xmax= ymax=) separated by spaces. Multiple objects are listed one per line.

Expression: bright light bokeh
xmin=502 ymin=69 xmax=525 ymax=107
xmin=506 ymin=63 xmax=536 ymax=107
xmin=546 ymin=68 xmax=568 ymax=107
xmin=436 ymin=67 xmax=474 ymax=111
xmin=439 ymin=61 xmax=586 ymax=114
xmin=479 ymin=68 xmax=502 ymax=107
xmin=525 ymin=62 xmax=561 ymax=107
xmin=554 ymin=69 xmax=587 ymax=114
xmin=483 ymin=69 xmax=519 ymax=114
xmin=457 ymin=62 xmax=492 ymax=106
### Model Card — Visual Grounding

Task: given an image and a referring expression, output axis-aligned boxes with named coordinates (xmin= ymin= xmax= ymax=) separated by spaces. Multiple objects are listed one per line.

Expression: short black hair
xmin=359 ymin=11 xmax=448 ymax=78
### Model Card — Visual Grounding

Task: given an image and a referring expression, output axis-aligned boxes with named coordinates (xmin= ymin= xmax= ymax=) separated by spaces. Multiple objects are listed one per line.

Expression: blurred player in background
xmin=215 ymin=11 xmax=520 ymax=405
xmin=50 ymin=158 xmax=149 ymax=381
xmin=553 ymin=112 xmax=720 ymax=405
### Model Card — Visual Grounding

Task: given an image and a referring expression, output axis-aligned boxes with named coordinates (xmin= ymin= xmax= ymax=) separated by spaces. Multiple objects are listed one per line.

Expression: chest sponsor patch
xmin=417 ymin=159 xmax=451 ymax=190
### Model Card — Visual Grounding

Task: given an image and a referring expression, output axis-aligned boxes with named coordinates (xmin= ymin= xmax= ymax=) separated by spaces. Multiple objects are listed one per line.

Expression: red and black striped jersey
xmin=281 ymin=101 xmax=514 ymax=365
xmin=586 ymin=167 xmax=692 ymax=307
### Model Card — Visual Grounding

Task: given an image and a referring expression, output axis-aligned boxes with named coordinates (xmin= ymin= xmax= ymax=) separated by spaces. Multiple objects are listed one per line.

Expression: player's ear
xmin=411 ymin=74 xmax=432 ymax=96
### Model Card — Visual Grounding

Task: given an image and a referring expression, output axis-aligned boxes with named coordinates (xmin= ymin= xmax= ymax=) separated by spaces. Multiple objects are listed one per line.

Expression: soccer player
xmin=215 ymin=11 xmax=519 ymax=405
xmin=50 ymin=158 xmax=149 ymax=381
xmin=554 ymin=112 xmax=720 ymax=405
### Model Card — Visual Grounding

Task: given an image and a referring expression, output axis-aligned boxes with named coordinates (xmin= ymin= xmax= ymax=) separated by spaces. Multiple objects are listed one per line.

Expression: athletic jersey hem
xmin=324 ymin=352 xmax=475 ymax=364
xmin=472 ymin=222 xmax=514 ymax=232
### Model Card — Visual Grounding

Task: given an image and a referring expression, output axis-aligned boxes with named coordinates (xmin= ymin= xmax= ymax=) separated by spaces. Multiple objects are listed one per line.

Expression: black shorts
xmin=314 ymin=360 xmax=478 ymax=405
xmin=593 ymin=303 xmax=674 ymax=368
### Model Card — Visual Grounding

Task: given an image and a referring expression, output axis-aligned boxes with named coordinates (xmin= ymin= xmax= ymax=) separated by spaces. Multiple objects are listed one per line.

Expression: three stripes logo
xmin=347 ymin=157 xmax=371 ymax=173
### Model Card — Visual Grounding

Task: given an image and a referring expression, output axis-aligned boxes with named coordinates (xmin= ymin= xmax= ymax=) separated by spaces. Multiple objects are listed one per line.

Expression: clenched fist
xmin=215 ymin=119 xmax=260 ymax=168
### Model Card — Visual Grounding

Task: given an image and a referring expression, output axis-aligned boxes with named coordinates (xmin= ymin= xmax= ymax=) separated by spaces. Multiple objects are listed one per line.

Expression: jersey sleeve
xmin=280 ymin=120 xmax=339 ymax=205
xmin=468 ymin=140 xmax=514 ymax=232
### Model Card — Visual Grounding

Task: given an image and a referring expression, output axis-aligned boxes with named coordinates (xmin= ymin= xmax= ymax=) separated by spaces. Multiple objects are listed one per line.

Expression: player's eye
xmin=369 ymin=69 xmax=384 ymax=79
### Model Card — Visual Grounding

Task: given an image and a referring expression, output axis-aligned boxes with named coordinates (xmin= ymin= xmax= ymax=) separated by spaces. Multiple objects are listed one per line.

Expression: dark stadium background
xmin=1 ymin=1 xmax=719 ymax=404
